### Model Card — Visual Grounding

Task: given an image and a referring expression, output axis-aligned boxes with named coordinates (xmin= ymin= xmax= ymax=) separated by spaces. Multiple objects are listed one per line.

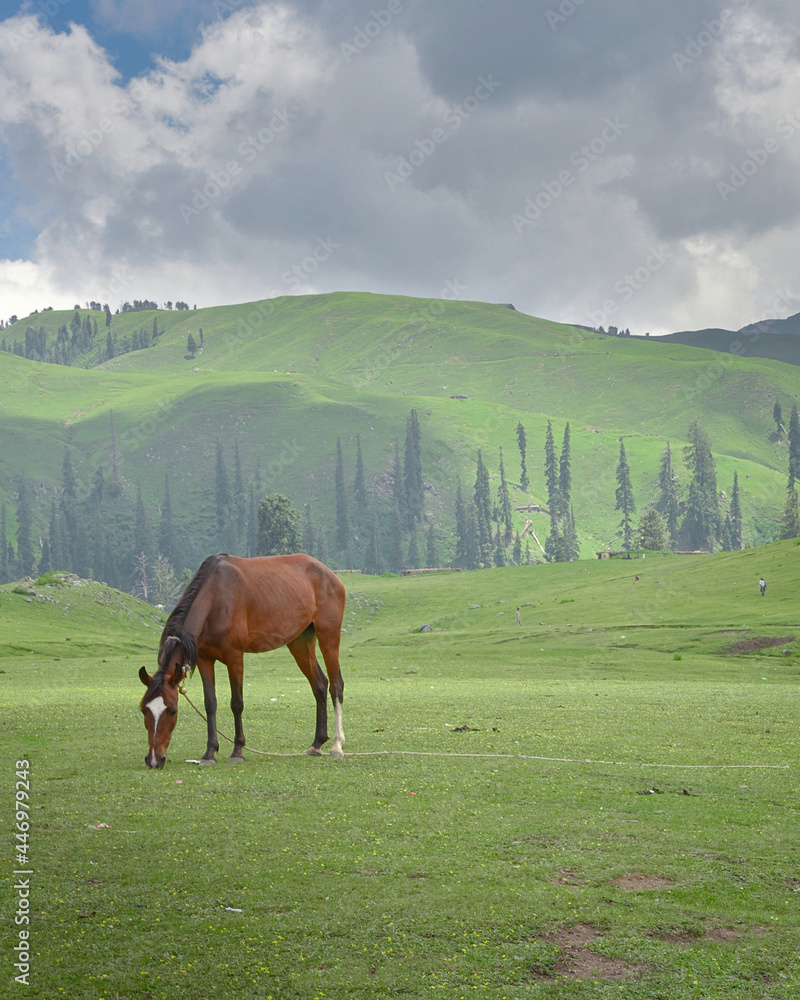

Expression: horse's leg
xmin=315 ymin=619 xmax=345 ymax=759
xmin=287 ymin=627 xmax=329 ymax=756
xmin=197 ymin=656 xmax=219 ymax=764
xmin=226 ymin=653 xmax=246 ymax=763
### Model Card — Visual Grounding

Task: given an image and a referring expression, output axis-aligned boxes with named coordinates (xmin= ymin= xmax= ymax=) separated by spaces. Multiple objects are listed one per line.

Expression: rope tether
xmin=178 ymin=689 xmax=790 ymax=770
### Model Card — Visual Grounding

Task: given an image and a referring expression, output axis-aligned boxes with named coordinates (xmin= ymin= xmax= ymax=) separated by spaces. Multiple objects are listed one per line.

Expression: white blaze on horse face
xmin=146 ymin=695 xmax=167 ymax=766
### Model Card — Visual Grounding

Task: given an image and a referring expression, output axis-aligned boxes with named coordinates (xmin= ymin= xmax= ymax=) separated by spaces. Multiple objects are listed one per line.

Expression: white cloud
xmin=1 ymin=2 xmax=800 ymax=333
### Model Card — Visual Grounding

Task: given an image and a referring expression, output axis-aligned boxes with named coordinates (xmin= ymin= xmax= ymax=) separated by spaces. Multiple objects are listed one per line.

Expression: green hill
xmin=0 ymin=292 xmax=796 ymax=583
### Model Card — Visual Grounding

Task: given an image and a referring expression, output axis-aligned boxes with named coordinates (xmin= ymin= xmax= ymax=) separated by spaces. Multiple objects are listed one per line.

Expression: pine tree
xmin=108 ymin=409 xmax=121 ymax=496
xmin=463 ymin=498 xmax=480 ymax=570
xmin=782 ymin=485 xmax=800 ymax=539
xmin=544 ymin=421 xmax=558 ymax=509
xmin=335 ymin=438 xmax=350 ymax=557
xmin=729 ymin=470 xmax=742 ymax=550
xmin=257 ymin=493 xmax=301 ymax=555
xmin=90 ymin=507 xmax=105 ymax=582
xmin=512 ymin=531 xmax=522 ymax=565
xmin=494 ymin=532 xmax=506 ymax=567
xmin=364 ymin=508 xmax=382 ymax=574
xmin=563 ymin=505 xmax=580 ymax=561
xmin=721 ymin=513 xmax=733 ymax=551
xmin=474 ymin=449 xmax=493 ymax=566
xmin=353 ymin=434 xmax=367 ymax=507
xmin=773 ymin=400 xmax=785 ymax=442
xmin=233 ymin=441 xmax=246 ymax=546
xmin=497 ymin=447 xmax=513 ymax=544
xmin=390 ymin=502 xmax=404 ymax=572
xmin=426 ymin=521 xmax=438 ymax=568
xmin=403 ymin=409 xmax=424 ymax=527
xmin=657 ymin=440 xmax=680 ymax=547
xmin=558 ymin=422 xmax=572 ymax=519
xmin=391 ymin=439 xmax=406 ymax=531
xmin=615 ymin=438 xmax=635 ymax=551
xmin=516 ymin=421 xmax=529 ymax=492
xmin=636 ymin=508 xmax=668 ymax=550
xmin=789 ymin=405 xmax=800 ymax=489
xmin=407 ymin=522 xmax=420 ymax=569
xmin=47 ymin=502 xmax=63 ymax=572
xmin=186 ymin=333 xmax=197 ymax=357
xmin=544 ymin=421 xmax=561 ymax=559
xmin=454 ymin=482 xmax=468 ymax=566
xmin=16 ymin=476 xmax=35 ymax=578
xmin=682 ymin=420 xmax=719 ymax=551
xmin=38 ymin=536 xmax=51 ymax=575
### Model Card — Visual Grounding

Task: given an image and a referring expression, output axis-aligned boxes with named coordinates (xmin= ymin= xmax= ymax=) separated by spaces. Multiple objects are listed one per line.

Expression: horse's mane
xmin=161 ymin=553 xmax=224 ymax=641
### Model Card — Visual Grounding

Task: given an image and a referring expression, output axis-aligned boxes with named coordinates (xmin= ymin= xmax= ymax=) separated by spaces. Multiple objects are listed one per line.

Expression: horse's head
xmin=138 ymin=631 xmax=196 ymax=768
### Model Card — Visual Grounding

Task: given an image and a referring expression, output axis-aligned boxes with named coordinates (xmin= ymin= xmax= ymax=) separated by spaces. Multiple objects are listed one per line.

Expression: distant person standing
xmin=516 ymin=607 xmax=522 ymax=626
xmin=759 ymin=577 xmax=766 ymax=597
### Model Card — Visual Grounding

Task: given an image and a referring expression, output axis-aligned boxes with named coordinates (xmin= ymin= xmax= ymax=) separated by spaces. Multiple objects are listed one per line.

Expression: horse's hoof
xmin=199 ymin=756 xmax=216 ymax=766
xmin=329 ymin=746 xmax=344 ymax=759
xmin=228 ymin=754 xmax=245 ymax=764
xmin=306 ymin=746 xmax=323 ymax=756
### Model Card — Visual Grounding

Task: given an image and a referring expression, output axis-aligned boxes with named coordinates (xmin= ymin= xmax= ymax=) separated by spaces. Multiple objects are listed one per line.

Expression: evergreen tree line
xmin=0 ymin=309 xmax=164 ymax=367
xmin=7 ymin=407 xmax=800 ymax=601
xmin=615 ymin=419 xmax=743 ymax=553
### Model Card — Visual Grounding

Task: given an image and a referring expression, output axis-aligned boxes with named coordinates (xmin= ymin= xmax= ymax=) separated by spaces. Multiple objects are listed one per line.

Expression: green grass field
xmin=2 ymin=544 xmax=799 ymax=998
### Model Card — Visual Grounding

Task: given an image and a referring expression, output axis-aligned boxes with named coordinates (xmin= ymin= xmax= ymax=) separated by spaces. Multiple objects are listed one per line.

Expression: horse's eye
xmin=168 ymin=708 xmax=178 ymax=717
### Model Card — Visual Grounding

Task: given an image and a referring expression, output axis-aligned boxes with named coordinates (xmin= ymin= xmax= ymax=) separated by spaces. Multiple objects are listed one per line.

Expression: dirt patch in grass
xmin=721 ymin=635 xmax=794 ymax=654
xmin=649 ymin=929 xmax=697 ymax=946
xmin=552 ymin=869 xmax=589 ymax=885
xmin=610 ymin=873 xmax=675 ymax=891
xmin=532 ymin=924 xmax=643 ymax=981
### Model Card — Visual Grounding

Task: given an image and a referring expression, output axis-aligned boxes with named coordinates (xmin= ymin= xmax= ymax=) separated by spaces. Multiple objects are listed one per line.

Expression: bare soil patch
xmin=552 ymin=869 xmax=589 ymax=885
xmin=721 ymin=635 xmax=794 ymax=654
xmin=649 ymin=929 xmax=697 ymax=946
xmin=532 ymin=924 xmax=643 ymax=982
xmin=610 ymin=873 xmax=675 ymax=891
xmin=705 ymin=926 xmax=743 ymax=942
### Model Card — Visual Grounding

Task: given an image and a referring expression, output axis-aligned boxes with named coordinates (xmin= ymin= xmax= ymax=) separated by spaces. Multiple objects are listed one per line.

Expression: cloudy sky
xmin=1 ymin=0 xmax=799 ymax=334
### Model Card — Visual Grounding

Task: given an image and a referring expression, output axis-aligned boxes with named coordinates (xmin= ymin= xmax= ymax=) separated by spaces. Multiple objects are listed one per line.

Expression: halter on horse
xmin=139 ymin=553 xmax=346 ymax=768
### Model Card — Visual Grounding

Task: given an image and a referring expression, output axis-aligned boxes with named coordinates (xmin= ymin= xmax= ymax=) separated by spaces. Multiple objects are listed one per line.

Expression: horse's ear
xmin=169 ymin=660 xmax=185 ymax=685
xmin=139 ymin=666 xmax=152 ymax=687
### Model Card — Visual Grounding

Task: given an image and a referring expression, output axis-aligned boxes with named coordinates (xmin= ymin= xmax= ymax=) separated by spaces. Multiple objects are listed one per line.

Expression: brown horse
xmin=138 ymin=553 xmax=346 ymax=768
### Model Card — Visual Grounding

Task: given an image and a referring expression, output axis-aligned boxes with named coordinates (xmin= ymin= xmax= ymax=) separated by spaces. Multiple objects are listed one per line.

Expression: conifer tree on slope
xmin=682 ymin=420 xmax=719 ymax=551
xmin=335 ymin=437 xmax=350 ymax=560
xmin=16 ymin=475 xmax=35 ymax=578
xmin=615 ymin=438 xmax=636 ymax=552
xmin=497 ymin=447 xmax=514 ymax=544
xmin=403 ymin=410 xmax=424 ymax=527
xmin=729 ymin=470 xmax=743 ymax=550
xmin=657 ymin=440 xmax=680 ymax=548
xmin=474 ymin=449 xmax=493 ymax=567
xmin=516 ymin=421 xmax=529 ymax=493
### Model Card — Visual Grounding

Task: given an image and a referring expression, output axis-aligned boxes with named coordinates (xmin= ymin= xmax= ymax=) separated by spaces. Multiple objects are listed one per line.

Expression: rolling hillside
xmin=0 ymin=292 xmax=796 ymax=573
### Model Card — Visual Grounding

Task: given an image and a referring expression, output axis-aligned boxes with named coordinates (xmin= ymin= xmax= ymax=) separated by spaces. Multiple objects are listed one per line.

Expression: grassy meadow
xmin=2 ymin=543 xmax=799 ymax=998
